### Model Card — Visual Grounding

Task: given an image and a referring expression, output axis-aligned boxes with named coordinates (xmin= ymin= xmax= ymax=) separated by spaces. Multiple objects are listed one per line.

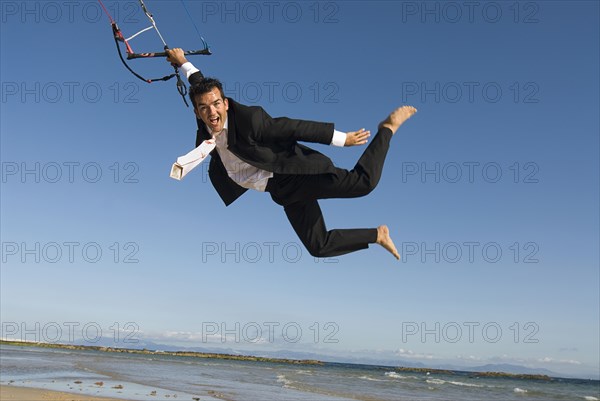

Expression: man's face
xmin=194 ymin=88 xmax=229 ymax=133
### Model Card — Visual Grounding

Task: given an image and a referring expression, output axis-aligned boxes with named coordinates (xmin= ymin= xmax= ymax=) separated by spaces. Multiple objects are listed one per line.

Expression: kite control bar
xmin=99 ymin=0 xmax=211 ymax=107
xmin=127 ymin=48 xmax=212 ymax=60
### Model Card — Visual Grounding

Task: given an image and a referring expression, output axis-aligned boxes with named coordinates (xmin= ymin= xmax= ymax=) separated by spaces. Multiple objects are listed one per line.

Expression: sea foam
xmin=276 ymin=374 xmax=293 ymax=388
xmin=425 ymin=378 xmax=483 ymax=388
xmin=385 ymin=372 xmax=407 ymax=380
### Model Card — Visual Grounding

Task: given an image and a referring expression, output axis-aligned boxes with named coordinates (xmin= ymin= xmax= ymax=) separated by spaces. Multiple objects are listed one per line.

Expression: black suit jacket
xmin=190 ymin=71 xmax=337 ymax=206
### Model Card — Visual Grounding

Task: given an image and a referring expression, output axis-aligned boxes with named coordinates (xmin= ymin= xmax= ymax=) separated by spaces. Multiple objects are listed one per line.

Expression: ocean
xmin=1 ymin=344 xmax=598 ymax=401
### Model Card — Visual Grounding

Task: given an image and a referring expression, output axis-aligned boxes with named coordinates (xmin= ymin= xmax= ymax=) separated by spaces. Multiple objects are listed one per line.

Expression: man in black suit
xmin=167 ymin=49 xmax=416 ymax=260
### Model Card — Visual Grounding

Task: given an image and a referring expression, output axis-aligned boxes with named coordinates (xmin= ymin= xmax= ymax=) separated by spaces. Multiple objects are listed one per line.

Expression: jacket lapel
xmin=226 ymin=98 xmax=237 ymax=147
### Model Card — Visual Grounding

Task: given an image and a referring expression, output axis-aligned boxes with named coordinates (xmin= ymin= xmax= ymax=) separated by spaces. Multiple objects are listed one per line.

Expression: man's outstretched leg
xmin=283 ymin=200 xmax=378 ymax=257
xmin=283 ymin=202 xmax=400 ymax=259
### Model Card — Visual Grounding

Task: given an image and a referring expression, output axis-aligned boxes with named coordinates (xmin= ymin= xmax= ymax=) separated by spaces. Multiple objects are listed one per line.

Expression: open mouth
xmin=209 ymin=116 xmax=220 ymax=126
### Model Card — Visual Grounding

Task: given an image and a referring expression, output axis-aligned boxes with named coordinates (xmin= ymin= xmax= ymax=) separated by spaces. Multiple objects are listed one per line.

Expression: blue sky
xmin=1 ymin=1 xmax=598 ymax=379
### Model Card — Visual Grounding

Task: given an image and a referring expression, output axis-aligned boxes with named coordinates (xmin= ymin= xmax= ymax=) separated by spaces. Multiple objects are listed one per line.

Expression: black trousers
xmin=266 ymin=127 xmax=393 ymax=257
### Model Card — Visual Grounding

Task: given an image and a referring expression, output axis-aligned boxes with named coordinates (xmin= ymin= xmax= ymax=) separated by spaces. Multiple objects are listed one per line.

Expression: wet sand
xmin=0 ymin=385 xmax=129 ymax=401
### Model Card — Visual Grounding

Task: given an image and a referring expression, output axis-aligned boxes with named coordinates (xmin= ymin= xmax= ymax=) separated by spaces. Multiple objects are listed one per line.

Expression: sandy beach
xmin=0 ymin=385 xmax=128 ymax=401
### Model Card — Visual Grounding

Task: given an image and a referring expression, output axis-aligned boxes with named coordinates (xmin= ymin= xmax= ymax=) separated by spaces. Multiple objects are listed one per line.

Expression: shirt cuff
xmin=331 ymin=130 xmax=347 ymax=147
xmin=180 ymin=62 xmax=200 ymax=80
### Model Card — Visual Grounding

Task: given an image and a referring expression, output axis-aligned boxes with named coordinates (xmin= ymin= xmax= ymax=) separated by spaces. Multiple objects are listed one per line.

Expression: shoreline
xmin=1 ymin=340 xmax=556 ymax=381
xmin=0 ymin=385 xmax=129 ymax=401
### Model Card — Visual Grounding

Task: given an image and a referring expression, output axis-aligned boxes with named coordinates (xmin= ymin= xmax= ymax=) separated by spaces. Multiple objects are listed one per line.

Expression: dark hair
xmin=189 ymin=77 xmax=226 ymax=109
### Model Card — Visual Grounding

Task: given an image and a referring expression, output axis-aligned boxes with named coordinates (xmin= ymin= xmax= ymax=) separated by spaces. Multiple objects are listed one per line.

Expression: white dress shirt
xmin=208 ymin=119 xmax=273 ymax=191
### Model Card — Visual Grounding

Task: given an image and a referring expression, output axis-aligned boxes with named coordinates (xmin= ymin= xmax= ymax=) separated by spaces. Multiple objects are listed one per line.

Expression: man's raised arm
xmin=166 ymin=48 xmax=204 ymax=85
xmin=165 ymin=48 xmax=369 ymax=147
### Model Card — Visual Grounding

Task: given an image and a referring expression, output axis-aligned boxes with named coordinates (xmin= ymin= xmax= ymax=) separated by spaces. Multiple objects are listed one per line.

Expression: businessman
xmin=167 ymin=49 xmax=416 ymax=260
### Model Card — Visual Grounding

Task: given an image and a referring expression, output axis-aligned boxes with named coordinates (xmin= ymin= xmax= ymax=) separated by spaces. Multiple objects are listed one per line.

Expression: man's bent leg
xmin=268 ymin=126 xmax=394 ymax=204
xmin=315 ymin=105 xmax=417 ymax=199
xmin=348 ymin=126 xmax=394 ymax=197
xmin=284 ymin=200 xmax=377 ymax=258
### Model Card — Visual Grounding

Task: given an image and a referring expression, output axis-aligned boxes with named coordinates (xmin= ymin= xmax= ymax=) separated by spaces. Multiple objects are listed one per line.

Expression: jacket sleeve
xmin=189 ymin=70 xmax=205 ymax=86
xmin=189 ymin=70 xmax=207 ymax=139
xmin=251 ymin=107 xmax=334 ymax=145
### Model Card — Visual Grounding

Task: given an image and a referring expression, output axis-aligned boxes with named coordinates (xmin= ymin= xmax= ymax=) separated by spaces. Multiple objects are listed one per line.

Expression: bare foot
xmin=376 ymin=225 xmax=400 ymax=260
xmin=379 ymin=106 xmax=417 ymax=135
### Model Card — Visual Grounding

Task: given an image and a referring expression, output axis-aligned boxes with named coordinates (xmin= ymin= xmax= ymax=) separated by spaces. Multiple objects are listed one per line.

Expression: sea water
xmin=1 ymin=345 xmax=598 ymax=401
